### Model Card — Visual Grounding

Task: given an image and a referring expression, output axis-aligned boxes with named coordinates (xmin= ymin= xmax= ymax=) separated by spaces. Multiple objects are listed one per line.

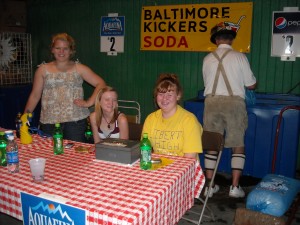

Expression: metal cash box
xmin=95 ymin=138 xmax=140 ymax=164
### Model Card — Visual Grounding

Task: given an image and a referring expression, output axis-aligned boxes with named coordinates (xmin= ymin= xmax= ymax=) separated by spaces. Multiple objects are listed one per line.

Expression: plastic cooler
xmin=184 ymin=91 xmax=300 ymax=178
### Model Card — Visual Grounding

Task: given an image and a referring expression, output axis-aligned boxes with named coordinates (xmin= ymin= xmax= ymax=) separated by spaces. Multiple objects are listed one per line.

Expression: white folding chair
xmin=182 ymin=130 xmax=224 ymax=224
xmin=118 ymin=100 xmax=141 ymax=124
xmin=118 ymin=100 xmax=143 ymax=141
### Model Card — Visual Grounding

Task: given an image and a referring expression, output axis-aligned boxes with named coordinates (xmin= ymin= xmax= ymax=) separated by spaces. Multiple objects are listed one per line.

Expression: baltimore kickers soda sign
xmin=140 ymin=2 xmax=253 ymax=52
xmin=21 ymin=192 xmax=86 ymax=225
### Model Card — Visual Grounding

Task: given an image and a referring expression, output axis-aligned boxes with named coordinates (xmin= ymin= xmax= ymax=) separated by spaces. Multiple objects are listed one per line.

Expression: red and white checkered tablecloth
xmin=0 ymin=134 xmax=205 ymax=225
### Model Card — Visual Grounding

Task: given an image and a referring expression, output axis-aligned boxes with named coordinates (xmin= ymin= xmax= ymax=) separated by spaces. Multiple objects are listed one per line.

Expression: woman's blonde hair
xmin=94 ymin=86 xmax=119 ymax=128
xmin=50 ymin=33 xmax=76 ymax=58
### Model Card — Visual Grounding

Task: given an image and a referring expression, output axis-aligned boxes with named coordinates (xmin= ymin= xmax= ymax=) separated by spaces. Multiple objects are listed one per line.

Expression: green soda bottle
xmin=85 ymin=118 xmax=93 ymax=143
xmin=140 ymin=133 xmax=152 ymax=170
xmin=0 ymin=131 xmax=7 ymax=166
xmin=53 ymin=123 xmax=64 ymax=155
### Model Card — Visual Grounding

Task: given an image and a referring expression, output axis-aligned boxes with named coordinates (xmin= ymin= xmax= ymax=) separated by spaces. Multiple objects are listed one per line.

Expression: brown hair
xmin=50 ymin=33 xmax=76 ymax=58
xmin=94 ymin=86 xmax=119 ymax=127
xmin=154 ymin=73 xmax=183 ymax=100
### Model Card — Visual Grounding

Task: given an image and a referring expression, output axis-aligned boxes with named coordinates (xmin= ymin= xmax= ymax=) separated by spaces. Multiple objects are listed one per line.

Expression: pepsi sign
xmin=273 ymin=12 xmax=300 ymax=34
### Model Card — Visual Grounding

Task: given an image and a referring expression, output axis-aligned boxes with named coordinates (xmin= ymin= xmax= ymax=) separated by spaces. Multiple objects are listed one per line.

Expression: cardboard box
xmin=95 ymin=138 xmax=140 ymax=164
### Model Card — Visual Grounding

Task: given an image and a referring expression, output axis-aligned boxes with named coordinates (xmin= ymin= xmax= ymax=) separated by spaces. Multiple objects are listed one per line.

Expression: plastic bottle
xmin=85 ymin=118 xmax=93 ymax=143
xmin=15 ymin=112 xmax=22 ymax=138
xmin=4 ymin=130 xmax=14 ymax=140
xmin=140 ymin=133 xmax=152 ymax=170
xmin=53 ymin=123 xmax=64 ymax=155
xmin=6 ymin=135 xmax=19 ymax=173
xmin=0 ymin=131 xmax=7 ymax=167
xmin=245 ymin=89 xmax=256 ymax=106
xmin=20 ymin=113 xmax=33 ymax=144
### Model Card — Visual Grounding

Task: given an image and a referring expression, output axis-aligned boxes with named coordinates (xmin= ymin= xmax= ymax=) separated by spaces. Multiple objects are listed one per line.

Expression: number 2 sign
xmin=100 ymin=15 xmax=125 ymax=55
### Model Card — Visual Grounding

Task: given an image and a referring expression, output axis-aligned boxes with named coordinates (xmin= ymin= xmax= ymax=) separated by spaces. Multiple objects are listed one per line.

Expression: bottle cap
xmin=143 ymin=133 xmax=148 ymax=138
xmin=8 ymin=136 xmax=14 ymax=141
xmin=5 ymin=130 xmax=14 ymax=139
xmin=55 ymin=123 xmax=60 ymax=127
xmin=0 ymin=131 xmax=4 ymax=135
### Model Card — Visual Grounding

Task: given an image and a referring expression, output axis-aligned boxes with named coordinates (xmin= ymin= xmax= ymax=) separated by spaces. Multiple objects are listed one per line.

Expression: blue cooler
xmin=184 ymin=91 xmax=300 ymax=178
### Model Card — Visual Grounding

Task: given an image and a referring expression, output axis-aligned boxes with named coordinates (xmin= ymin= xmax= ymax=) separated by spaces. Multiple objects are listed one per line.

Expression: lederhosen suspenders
xmin=211 ymin=49 xmax=233 ymax=96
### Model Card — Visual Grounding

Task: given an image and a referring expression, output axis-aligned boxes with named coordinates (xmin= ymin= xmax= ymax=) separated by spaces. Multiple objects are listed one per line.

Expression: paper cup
xmin=29 ymin=158 xmax=46 ymax=182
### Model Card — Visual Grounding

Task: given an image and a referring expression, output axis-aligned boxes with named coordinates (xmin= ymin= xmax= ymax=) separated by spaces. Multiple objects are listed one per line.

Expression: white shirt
xmin=202 ymin=44 xmax=256 ymax=99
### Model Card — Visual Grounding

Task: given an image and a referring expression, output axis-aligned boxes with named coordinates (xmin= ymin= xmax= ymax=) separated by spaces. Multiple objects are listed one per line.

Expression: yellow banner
xmin=141 ymin=2 xmax=253 ymax=52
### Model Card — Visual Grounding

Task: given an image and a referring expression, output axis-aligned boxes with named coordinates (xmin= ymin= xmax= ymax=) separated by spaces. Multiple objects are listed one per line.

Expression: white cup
xmin=29 ymin=158 xmax=46 ymax=182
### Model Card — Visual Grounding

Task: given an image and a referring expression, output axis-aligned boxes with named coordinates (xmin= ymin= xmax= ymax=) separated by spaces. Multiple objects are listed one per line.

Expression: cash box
xmin=95 ymin=138 xmax=140 ymax=164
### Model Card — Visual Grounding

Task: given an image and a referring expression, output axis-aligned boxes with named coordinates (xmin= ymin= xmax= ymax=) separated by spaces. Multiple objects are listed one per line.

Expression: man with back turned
xmin=202 ymin=22 xmax=257 ymax=198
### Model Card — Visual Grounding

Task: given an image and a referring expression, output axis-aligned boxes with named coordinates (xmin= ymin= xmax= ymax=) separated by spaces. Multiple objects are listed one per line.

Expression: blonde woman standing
xmin=24 ymin=33 xmax=106 ymax=142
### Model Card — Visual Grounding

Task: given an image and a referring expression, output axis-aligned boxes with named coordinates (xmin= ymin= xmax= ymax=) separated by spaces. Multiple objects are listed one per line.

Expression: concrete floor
xmin=178 ymin=173 xmax=300 ymax=225
xmin=1 ymin=173 xmax=299 ymax=225
xmin=178 ymin=173 xmax=259 ymax=225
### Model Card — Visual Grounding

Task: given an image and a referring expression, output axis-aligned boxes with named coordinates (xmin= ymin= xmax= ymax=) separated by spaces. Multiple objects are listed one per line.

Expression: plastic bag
xmin=245 ymin=89 xmax=256 ymax=105
xmin=246 ymin=174 xmax=300 ymax=217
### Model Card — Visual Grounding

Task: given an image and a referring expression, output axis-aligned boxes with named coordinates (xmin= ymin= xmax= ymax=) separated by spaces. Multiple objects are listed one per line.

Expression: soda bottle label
xmin=54 ymin=137 xmax=63 ymax=148
xmin=141 ymin=150 xmax=151 ymax=162
xmin=6 ymin=151 xmax=19 ymax=164
xmin=53 ymin=134 xmax=64 ymax=155
xmin=141 ymin=146 xmax=151 ymax=161
xmin=140 ymin=145 xmax=152 ymax=170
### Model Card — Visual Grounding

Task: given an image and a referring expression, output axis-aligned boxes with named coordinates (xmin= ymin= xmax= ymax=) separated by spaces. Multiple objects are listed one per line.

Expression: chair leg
xmin=197 ymin=150 xmax=223 ymax=225
xmin=187 ymin=198 xmax=215 ymax=220
xmin=197 ymin=198 xmax=215 ymax=220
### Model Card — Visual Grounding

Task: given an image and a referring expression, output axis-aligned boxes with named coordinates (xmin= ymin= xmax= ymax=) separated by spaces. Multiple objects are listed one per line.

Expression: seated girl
xmin=142 ymin=73 xmax=203 ymax=159
xmin=90 ymin=86 xmax=129 ymax=143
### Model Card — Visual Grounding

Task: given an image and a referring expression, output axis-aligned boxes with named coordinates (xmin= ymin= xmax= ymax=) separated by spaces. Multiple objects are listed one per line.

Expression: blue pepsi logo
xmin=275 ymin=17 xmax=287 ymax=29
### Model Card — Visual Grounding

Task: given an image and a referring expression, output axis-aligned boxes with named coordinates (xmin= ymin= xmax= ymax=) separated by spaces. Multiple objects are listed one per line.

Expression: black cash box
xmin=95 ymin=138 xmax=140 ymax=164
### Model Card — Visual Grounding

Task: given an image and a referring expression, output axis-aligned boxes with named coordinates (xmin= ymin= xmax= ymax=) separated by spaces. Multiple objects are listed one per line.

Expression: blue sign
xmin=21 ymin=192 xmax=86 ymax=225
xmin=101 ymin=16 xmax=125 ymax=36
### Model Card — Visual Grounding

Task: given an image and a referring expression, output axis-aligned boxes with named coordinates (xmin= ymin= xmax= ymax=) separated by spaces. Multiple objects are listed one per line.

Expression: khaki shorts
xmin=203 ymin=95 xmax=248 ymax=148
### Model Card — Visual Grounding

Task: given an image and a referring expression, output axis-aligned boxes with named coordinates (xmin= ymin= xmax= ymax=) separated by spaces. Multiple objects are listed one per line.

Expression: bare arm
xmin=24 ymin=66 xmax=45 ymax=113
xmin=118 ymin=113 xmax=129 ymax=140
xmin=90 ymin=112 xmax=101 ymax=144
xmin=74 ymin=64 xmax=106 ymax=108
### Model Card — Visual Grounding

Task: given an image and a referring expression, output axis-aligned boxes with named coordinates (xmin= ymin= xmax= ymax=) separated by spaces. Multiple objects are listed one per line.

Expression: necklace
xmin=103 ymin=116 xmax=112 ymax=129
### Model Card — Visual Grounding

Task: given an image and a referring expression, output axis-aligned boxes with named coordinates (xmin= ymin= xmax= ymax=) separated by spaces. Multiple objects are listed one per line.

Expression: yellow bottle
xmin=20 ymin=113 xmax=33 ymax=144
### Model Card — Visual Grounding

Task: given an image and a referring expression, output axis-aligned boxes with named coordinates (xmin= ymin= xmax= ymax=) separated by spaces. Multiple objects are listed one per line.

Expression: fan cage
xmin=0 ymin=32 xmax=32 ymax=85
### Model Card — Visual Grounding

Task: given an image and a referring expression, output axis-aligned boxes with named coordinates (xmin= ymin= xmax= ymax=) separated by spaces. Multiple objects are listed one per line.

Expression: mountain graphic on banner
xmin=32 ymin=202 xmax=72 ymax=222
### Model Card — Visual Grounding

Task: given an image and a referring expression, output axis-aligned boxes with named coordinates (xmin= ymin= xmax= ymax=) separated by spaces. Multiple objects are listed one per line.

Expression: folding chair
xmin=182 ymin=130 xmax=224 ymax=225
xmin=128 ymin=122 xmax=143 ymax=141
xmin=117 ymin=100 xmax=143 ymax=140
xmin=118 ymin=100 xmax=141 ymax=124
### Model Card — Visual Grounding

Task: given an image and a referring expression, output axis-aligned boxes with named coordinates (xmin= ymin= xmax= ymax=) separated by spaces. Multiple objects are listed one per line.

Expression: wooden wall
xmin=25 ymin=0 xmax=300 ymax=122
